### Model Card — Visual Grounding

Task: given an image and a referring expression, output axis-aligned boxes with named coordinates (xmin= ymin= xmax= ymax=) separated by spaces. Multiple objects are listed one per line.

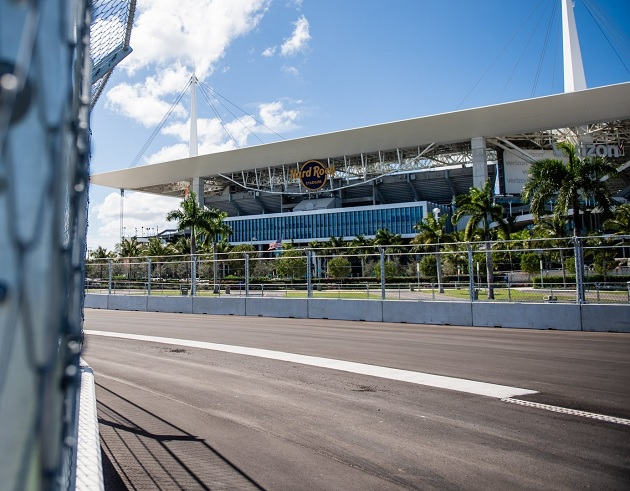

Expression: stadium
xmin=91 ymin=81 xmax=630 ymax=247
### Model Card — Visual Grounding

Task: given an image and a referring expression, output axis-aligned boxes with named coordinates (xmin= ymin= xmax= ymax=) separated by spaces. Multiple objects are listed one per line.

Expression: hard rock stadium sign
xmin=290 ymin=160 xmax=335 ymax=191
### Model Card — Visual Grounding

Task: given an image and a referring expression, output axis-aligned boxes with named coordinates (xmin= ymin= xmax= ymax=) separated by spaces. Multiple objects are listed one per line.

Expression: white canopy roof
xmin=91 ymin=82 xmax=630 ymax=191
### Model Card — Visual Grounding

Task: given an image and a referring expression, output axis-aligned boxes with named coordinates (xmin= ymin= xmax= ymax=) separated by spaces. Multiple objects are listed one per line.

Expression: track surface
xmin=83 ymin=309 xmax=630 ymax=490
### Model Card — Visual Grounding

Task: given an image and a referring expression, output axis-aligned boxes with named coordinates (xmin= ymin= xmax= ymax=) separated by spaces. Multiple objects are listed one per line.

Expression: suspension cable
xmin=532 ymin=0 xmax=558 ymax=97
xmin=496 ymin=0 xmax=552 ymax=103
xmin=456 ymin=0 xmax=548 ymax=110
xmin=198 ymin=80 xmax=286 ymax=141
xmin=129 ymin=77 xmax=192 ymax=168
xmin=197 ymin=82 xmax=264 ymax=145
xmin=197 ymin=82 xmax=241 ymax=148
xmin=581 ymin=0 xmax=630 ymax=74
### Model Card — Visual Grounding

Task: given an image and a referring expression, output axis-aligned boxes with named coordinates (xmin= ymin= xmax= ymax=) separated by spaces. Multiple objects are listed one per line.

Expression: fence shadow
xmin=96 ymin=382 xmax=265 ymax=490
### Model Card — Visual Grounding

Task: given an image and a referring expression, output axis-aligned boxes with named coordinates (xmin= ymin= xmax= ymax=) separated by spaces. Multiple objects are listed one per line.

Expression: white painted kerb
xmin=85 ymin=330 xmax=537 ymax=399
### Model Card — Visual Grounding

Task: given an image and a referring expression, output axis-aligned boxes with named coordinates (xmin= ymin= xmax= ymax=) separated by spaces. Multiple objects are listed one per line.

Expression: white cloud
xmin=257 ymin=101 xmax=300 ymax=132
xmin=106 ymin=0 xmax=271 ymax=127
xmin=280 ymin=15 xmax=310 ymax=56
xmin=122 ymin=0 xmax=271 ymax=77
xmin=262 ymin=46 xmax=276 ymax=57
xmin=287 ymin=0 xmax=304 ymax=8
xmin=89 ymin=191 xmax=181 ymax=249
xmin=137 ymin=101 xmax=300 ymax=164
xmin=281 ymin=65 xmax=300 ymax=77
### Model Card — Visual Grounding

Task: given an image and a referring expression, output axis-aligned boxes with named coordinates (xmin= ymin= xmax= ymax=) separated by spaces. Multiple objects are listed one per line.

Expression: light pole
xmin=433 ymin=207 xmax=444 ymax=294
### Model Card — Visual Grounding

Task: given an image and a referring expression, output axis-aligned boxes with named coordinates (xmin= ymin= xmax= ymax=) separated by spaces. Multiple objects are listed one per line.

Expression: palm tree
xmin=522 ymin=142 xmax=618 ymax=237
xmin=451 ymin=179 xmax=507 ymax=299
xmin=533 ymin=216 xmax=570 ymax=286
xmin=323 ymin=236 xmax=345 ymax=256
xmin=142 ymin=237 xmax=174 ymax=282
xmin=142 ymin=236 xmax=174 ymax=259
xmin=90 ymin=245 xmax=114 ymax=259
xmin=350 ymin=235 xmax=373 ymax=277
xmin=604 ymin=203 xmax=630 ymax=236
xmin=166 ymin=191 xmax=220 ymax=257
xmin=373 ymin=228 xmax=403 ymax=256
xmin=116 ymin=236 xmax=143 ymax=258
xmin=198 ymin=211 xmax=232 ymax=293
xmin=412 ymin=213 xmax=450 ymax=293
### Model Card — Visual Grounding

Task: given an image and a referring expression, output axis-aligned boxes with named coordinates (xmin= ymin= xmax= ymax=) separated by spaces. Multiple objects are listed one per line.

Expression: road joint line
xmin=501 ymin=398 xmax=630 ymax=426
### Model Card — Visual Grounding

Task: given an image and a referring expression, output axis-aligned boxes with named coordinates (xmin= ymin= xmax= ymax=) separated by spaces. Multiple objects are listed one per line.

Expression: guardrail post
xmin=574 ymin=236 xmax=585 ymax=304
xmin=380 ymin=247 xmax=386 ymax=300
xmin=467 ymin=243 xmax=475 ymax=302
xmin=108 ymin=259 xmax=112 ymax=294
xmin=245 ymin=253 xmax=249 ymax=298
xmin=306 ymin=250 xmax=312 ymax=298
xmin=596 ymin=283 xmax=600 ymax=303
xmin=147 ymin=259 xmax=151 ymax=295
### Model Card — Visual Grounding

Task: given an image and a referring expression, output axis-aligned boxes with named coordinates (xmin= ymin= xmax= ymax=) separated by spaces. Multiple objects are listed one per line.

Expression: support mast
xmin=561 ymin=0 xmax=587 ymax=92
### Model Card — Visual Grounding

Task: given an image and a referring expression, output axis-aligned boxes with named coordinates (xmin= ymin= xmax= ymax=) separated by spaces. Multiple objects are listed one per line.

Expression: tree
xmin=198 ymin=211 xmax=232 ymax=293
xmin=604 ymin=203 xmax=630 ymax=236
xmin=451 ymin=179 xmax=507 ymax=299
xmin=373 ymin=228 xmax=403 ymax=262
xmin=90 ymin=245 xmax=114 ymax=259
xmin=115 ymin=236 xmax=142 ymax=258
xmin=520 ymin=252 xmax=540 ymax=276
xmin=327 ymin=256 xmax=352 ymax=279
xmin=142 ymin=237 xmax=174 ymax=281
xmin=275 ymin=245 xmax=307 ymax=280
xmin=226 ymin=244 xmax=256 ymax=277
xmin=166 ymin=191 xmax=220 ymax=257
xmin=323 ymin=236 xmax=345 ymax=256
xmin=533 ymin=216 xmax=570 ymax=286
xmin=412 ymin=213 xmax=450 ymax=293
xmin=373 ymin=228 xmax=402 ymax=247
xmin=142 ymin=236 xmax=174 ymax=259
xmin=522 ymin=142 xmax=618 ymax=237
xmin=350 ymin=235 xmax=373 ymax=277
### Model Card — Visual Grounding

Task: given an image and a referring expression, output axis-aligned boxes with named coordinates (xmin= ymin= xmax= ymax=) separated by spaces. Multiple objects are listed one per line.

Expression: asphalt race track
xmin=83 ymin=309 xmax=630 ymax=490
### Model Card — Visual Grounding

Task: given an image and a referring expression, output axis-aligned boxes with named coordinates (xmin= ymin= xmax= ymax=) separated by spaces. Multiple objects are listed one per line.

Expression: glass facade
xmin=226 ymin=203 xmax=426 ymax=243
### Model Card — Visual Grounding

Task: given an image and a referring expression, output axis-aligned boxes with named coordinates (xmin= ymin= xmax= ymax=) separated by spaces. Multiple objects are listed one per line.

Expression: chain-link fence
xmin=86 ymin=236 xmax=630 ymax=305
xmin=0 ymin=0 xmax=92 ymax=489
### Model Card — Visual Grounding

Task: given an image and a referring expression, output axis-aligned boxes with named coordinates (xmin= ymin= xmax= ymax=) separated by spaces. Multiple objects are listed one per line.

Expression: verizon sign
xmin=503 ymin=142 xmax=624 ymax=194
xmin=503 ymin=149 xmax=556 ymax=195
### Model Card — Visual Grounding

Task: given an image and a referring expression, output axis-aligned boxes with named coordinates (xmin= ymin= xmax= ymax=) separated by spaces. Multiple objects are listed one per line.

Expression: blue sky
xmin=88 ymin=0 xmax=630 ymax=250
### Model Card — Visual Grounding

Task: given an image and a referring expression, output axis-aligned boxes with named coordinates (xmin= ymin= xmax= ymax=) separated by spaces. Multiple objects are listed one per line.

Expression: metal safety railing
xmin=86 ymin=236 xmax=630 ymax=305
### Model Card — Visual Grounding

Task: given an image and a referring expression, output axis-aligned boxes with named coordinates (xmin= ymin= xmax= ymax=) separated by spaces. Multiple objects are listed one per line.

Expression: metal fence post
xmin=191 ymin=255 xmax=197 ymax=296
xmin=147 ymin=259 xmax=152 ymax=295
xmin=307 ymin=250 xmax=312 ymax=298
xmin=245 ymin=253 xmax=249 ymax=298
xmin=574 ymin=236 xmax=585 ymax=304
xmin=108 ymin=259 xmax=113 ymax=294
xmin=380 ymin=247 xmax=386 ymax=300
xmin=467 ymin=243 xmax=475 ymax=302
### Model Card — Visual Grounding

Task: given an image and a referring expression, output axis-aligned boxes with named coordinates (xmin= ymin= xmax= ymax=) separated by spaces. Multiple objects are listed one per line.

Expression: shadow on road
xmin=96 ymin=382 xmax=265 ymax=490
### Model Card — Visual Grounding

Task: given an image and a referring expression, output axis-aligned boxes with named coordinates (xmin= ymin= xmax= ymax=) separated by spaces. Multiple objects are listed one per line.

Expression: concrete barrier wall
xmin=580 ymin=304 xmax=630 ymax=332
xmin=471 ymin=302 xmax=582 ymax=330
xmin=308 ymin=299 xmax=383 ymax=322
xmin=193 ymin=296 xmax=246 ymax=316
xmin=147 ymin=295 xmax=193 ymax=314
xmin=84 ymin=294 xmax=629 ymax=332
xmin=383 ymin=301 xmax=473 ymax=326
xmin=246 ymin=297 xmax=307 ymax=319
xmin=84 ymin=294 xmax=108 ymax=309
xmin=107 ymin=295 xmax=148 ymax=312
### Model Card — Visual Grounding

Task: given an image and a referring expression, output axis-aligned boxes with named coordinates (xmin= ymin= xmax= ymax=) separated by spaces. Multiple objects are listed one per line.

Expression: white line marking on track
xmin=502 ymin=398 xmax=630 ymax=426
xmin=85 ymin=330 xmax=537 ymax=399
